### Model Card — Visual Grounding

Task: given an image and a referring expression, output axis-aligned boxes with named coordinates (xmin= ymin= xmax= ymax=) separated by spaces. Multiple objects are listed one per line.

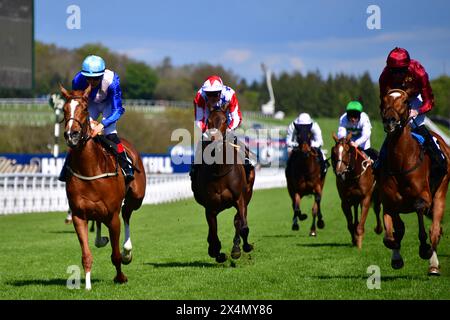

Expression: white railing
xmin=0 ymin=168 xmax=286 ymax=215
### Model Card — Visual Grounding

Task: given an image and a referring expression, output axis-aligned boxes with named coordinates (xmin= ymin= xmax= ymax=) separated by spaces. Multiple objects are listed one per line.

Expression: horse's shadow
xmin=144 ymin=261 xmax=218 ymax=268
xmin=45 ymin=230 xmax=76 ymax=234
xmin=262 ymin=234 xmax=298 ymax=238
xmin=297 ymin=242 xmax=353 ymax=248
xmin=7 ymin=278 xmax=101 ymax=287
xmin=312 ymin=275 xmax=423 ymax=282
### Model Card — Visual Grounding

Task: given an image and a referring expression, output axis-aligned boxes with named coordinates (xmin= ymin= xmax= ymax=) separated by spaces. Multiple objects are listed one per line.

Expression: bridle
xmin=382 ymin=89 xmax=411 ymax=133
xmin=64 ymin=96 xmax=91 ymax=147
xmin=333 ymin=141 xmax=371 ymax=180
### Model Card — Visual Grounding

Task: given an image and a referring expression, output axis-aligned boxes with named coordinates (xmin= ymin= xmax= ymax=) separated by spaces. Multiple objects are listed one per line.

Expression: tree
xmin=122 ymin=61 xmax=158 ymax=99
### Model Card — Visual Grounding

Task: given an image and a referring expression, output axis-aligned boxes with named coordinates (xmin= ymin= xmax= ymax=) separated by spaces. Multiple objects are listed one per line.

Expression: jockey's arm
xmin=354 ymin=116 xmax=371 ymax=148
xmin=286 ymin=122 xmax=297 ymax=147
xmin=337 ymin=115 xmax=347 ymax=140
xmin=194 ymin=104 xmax=207 ymax=132
xmin=102 ymin=77 xmax=125 ymax=128
xmin=227 ymin=94 xmax=242 ymax=130
xmin=417 ymin=69 xmax=434 ymax=114
xmin=311 ymin=122 xmax=323 ymax=148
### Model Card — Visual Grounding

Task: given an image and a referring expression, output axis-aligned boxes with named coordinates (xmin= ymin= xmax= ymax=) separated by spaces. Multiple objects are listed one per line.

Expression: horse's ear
xmin=59 ymin=83 xmax=70 ymax=100
xmin=221 ymin=102 xmax=230 ymax=112
xmin=83 ymin=84 xmax=91 ymax=101
xmin=345 ymin=132 xmax=352 ymax=142
xmin=332 ymin=132 xmax=339 ymax=143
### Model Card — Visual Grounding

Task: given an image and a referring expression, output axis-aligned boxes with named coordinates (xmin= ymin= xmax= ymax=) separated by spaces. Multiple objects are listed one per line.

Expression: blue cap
xmin=81 ymin=55 xmax=106 ymax=77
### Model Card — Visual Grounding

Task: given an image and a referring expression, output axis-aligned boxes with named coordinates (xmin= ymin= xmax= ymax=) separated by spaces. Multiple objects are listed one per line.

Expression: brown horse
xmin=331 ymin=133 xmax=383 ymax=248
xmin=285 ymin=128 xmax=325 ymax=236
xmin=191 ymin=105 xmax=255 ymax=263
xmin=379 ymin=88 xmax=449 ymax=275
xmin=60 ymin=84 xmax=146 ymax=289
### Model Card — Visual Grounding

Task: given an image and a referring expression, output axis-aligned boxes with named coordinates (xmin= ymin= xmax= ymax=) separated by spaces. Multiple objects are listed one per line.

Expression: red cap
xmin=387 ymin=47 xmax=411 ymax=68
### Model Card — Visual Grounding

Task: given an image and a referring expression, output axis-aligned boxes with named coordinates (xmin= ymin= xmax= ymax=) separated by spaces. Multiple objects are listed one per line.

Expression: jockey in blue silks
xmin=58 ymin=55 xmax=134 ymax=183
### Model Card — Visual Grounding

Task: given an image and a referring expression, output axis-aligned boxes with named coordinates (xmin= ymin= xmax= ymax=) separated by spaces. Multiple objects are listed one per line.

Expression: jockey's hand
xmin=409 ymin=109 xmax=419 ymax=119
xmin=91 ymin=123 xmax=104 ymax=137
xmin=350 ymin=141 xmax=359 ymax=148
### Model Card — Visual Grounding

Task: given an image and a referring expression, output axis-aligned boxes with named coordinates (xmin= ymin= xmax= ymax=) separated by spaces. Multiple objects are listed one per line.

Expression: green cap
xmin=346 ymin=101 xmax=363 ymax=112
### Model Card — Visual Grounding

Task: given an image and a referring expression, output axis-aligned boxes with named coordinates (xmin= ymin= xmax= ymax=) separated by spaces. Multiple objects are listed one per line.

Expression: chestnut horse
xmin=285 ymin=128 xmax=326 ymax=236
xmin=191 ymin=105 xmax=255 ymax=263
xmin=379 ymin=89 xmax=449 ymax=275
xmin=60 ymin=84 xmax=146 ymax=288
xmin=331 ymin=133 xmax=382 ymax=248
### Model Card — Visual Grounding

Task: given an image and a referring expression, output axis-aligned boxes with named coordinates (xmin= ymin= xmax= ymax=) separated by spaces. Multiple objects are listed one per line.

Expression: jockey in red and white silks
xmin=193 ymin=75 xmax=242 ymax=133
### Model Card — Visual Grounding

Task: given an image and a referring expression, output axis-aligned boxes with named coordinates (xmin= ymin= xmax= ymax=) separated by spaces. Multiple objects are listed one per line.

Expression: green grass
xmin=0 ymin=173 xmax=449 ymax=300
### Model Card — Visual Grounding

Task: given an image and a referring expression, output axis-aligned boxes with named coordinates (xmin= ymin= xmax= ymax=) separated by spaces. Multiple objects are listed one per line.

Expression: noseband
xmin=333 ymin=142 xmax=354 ymax=174
xmin=65 ymin=96 xmax=91 ymax=146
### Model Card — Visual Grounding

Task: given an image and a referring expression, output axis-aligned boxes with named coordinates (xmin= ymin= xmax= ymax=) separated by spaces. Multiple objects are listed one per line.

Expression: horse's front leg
xmin=231 ymin=212 xmax=242 ymax=259
xmin=72 ymin=214 xmax=93 ymax=290
xmin=206 ymin=210 xmax=226 ymax=263
xmin=121 ymin=204 xmax=134 ymax=265
xmin=415 ymin=199 xmax=433 ymax=261
xmin=94 ymin=221 xmax=109 ymax=248
xmin=342 ymin=201 xmax=355 ymax=245
xmin=309 ymin=193 xmax=319 ymax=237
xmin=355 ymin=195 xmax=371 ymax=249
xmin=427 ymin=185 xmax=447 ymax=276
xmin=107 ymin=212 xmax=127 ymax=284
xmin=372 ymin=188 xmax=383 ymax=234
xmin=292 ymin=193 xmax=307 ymax=231
xmin=383 ymin=212 xmax=404 ymax=269
xmin=237 ymin=197 xmax=253 ymax=254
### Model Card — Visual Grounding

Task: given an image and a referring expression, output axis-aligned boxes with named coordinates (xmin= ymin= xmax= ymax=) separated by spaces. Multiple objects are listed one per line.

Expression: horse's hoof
xmin=231 ymin=246 xmax=241 ymax=260
xmin=309 ymin=230 xmax=317 ymax=237
xmin=374 ymin=226 xmax=383 ymax=235
xmin=317 ymin=220 xmax=325 ymax=229
xmin=95 ymin=236 xmax=109 ymax=248
xmin=391 ymin=258 xmax=404 ymax=270
xmin=121 ymin=252 xmax=132 ymax=265
xmin=243 ymin=243 xmax=254 ymax=253
xmin=428 ymin=266 xmax=441 ymax=276
xmin=64 ymin=218 xmax=72 ymax=225
xmin=215 ymin=253 xmax=227 ymax=263
xmin=114 ymin=273 xmax=128 ymax=284
xmin=292 ymin=223 xmax=299 ymax=231
xmin=419 ymin=244 xmax=433 ymax=260
xmin=383 ymin=237 xmax=400 ymax=250
xmin=299 ymin=214 xmax=308 ymax=221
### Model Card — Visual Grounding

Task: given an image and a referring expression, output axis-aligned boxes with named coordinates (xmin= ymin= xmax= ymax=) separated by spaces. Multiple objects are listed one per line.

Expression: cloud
xmin=222 ymin=49 xmax=252 ymax=64
xmin=287 ymin=28 xmax=450 ymax=52
xmin=289 ymin=57 xmax=305 ymax=71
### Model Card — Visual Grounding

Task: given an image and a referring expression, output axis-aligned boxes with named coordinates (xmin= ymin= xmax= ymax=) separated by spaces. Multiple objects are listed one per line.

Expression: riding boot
xmin=118 ymin=151 xmax=134 ymax=183
xmin=414 ymin=126 xmax=448 ymax=174
xmin=58 ymin=154 xmax=70 ymax=182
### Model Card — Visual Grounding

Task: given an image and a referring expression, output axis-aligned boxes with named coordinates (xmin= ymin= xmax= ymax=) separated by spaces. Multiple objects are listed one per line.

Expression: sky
xmin=35 ymin=0 xmax=450 ymax=82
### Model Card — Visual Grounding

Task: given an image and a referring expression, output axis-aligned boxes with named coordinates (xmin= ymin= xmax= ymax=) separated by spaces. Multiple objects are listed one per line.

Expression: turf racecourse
xmin=0 ymin=173 xmax=449 ymax=300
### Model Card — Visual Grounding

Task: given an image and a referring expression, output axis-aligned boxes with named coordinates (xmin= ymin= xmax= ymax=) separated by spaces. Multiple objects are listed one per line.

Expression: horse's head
xmin=331 ymin=132 xmax=354 ymax=179
xmin=294 ymin=123 xmax=313 ymax=156
xmin=380 ymin=89 xmax=410 ymax=134
xmin=205 ymin=103 xmax=229 ymax=142
xmin=60 ymin=84 xmax=92 ymax=149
